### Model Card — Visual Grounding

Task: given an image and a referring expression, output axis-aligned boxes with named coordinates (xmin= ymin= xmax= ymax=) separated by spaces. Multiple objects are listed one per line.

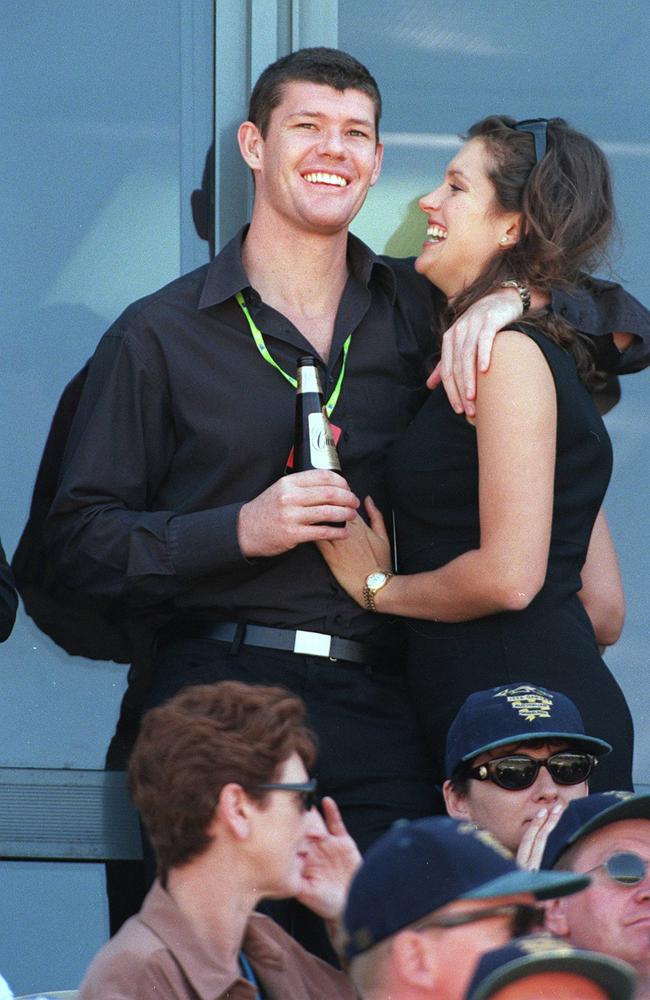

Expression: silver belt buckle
xmin=293 ymin=630 xmax=332 ymax=658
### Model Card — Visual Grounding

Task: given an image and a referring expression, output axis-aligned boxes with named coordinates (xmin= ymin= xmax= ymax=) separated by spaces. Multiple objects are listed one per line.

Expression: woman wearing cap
xmin=318 ymin=116 xmax=634 ymax=791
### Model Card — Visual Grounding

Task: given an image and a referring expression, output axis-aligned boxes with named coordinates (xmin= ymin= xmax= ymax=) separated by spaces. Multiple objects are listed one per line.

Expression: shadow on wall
xmin=384 ymin=196 xmax=424 ymax=259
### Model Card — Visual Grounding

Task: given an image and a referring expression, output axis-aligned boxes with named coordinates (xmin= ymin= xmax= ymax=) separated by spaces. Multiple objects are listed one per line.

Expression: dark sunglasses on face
xmin=250 ymin=778 xmax=318 ymax=812
xmin=414 ymin=902 xmax=541 ymax=936
xmin=467 ymin=751 xmax=596 ymax=790
xmin=585 ymin=851 xmax=649 ymax=886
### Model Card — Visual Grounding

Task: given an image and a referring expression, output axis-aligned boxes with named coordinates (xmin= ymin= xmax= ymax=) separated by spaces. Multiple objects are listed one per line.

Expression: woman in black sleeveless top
xmin=319 ymin=116 xmax=634 ymax=791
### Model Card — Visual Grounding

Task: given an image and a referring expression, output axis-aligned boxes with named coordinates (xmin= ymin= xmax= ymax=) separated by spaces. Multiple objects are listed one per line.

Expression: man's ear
xmin=369 ymin=141 xmax=384 ymax=187
xmin=544 ymin=897 xmax=570 ymax=938
xmin=443 ymin=779 xmax=472 ymax=821
xmin=237 ymin=121 xmax=264 ymax=172
xmin=392 ymin=930 xmax=438 ymax=988
xmin=217 ymin=782 xmax=253 ymax=840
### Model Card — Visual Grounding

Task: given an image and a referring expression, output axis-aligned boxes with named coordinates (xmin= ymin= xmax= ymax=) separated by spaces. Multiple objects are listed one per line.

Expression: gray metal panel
xmin=213 ymin=0 xmax=339 ymax=250
xmin=180 ymin=0 xmax=216 ymax=273
xmin=291 ymin=0 xmax=338 ymax=49
xmin=214 ymin=0 xmax=252 ymax=249
xmin=0 ymin=769 xmax=141 ymax=862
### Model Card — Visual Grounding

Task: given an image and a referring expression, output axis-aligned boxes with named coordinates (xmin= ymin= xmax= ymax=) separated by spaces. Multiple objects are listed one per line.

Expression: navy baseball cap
xmin=466 ymin=933 xmax=636 ymax=1000
xmin=343 ymin=817 xmax=589 ymax=959
xmin=541 ymin=791 xmax=650 ymax=869
xmin=445 ymin=683 xmax=611 ymax=779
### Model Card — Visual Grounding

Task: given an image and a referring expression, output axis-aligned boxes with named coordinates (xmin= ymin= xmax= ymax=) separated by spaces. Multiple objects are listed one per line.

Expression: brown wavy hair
xmin=129 ymin=681 xmax=317 ymax=879
xmin=440 ymin=116 xmax=615 ymax=385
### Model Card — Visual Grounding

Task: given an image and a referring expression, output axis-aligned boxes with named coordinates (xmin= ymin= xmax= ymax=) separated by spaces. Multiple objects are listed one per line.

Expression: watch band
xmin=500 ymin=279 xmax=531 ymax=314
xmin=363 ymin=571 xmax=394 ymax=613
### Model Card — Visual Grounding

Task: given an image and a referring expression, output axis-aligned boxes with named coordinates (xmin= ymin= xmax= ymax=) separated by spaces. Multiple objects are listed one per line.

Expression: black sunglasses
xmin=514 ymin=118 xmax=549 ymax=164
xmin=250 ymin=778 xmax=318 ymax=812
xmin=414 ymin=902 xmax=540 ymax=936
xmin=468 ymin=751 xmax=596 ymax=790
xmin=585 ymin=851 xmax=649 ymax=887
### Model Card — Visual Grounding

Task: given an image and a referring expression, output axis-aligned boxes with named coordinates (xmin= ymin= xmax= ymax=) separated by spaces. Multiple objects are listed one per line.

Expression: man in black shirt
xmin=42 ymin=50 xmax=649 ymax=863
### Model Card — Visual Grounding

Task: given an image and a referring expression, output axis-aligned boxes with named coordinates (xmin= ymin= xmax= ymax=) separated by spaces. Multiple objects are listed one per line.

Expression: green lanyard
xmin=235 ymin=291 xmax=351 ymax=418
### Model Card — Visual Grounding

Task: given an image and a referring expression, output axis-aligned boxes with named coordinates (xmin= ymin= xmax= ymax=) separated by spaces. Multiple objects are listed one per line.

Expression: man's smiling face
xmin=243 ymin=80 xmax=383 ymax=236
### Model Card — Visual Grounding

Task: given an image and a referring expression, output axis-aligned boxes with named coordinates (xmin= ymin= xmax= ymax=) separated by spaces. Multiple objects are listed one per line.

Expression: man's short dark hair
xmin=248 ymin=46 xmax=382 ymax=138
xmin=128 ymin=681 xmax=317 ymax=878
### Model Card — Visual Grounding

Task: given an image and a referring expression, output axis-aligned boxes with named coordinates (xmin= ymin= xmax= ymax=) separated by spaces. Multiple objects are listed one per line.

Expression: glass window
xmin=0 ymin=2 xmax=212 ymax=990
xmin=339 ymin=0 xmax=650 ymax=783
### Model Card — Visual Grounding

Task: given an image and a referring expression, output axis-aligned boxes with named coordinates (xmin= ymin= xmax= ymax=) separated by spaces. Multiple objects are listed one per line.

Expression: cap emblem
xmin=495 ymin=685 xmax=553 ymax=723
xmin=349 ymin=927 xmax=375 ymax=952
xmin=458 ymin=821 xmax=513 ymax=860
xmin=518 ymin=934 xmax=576 ymax=956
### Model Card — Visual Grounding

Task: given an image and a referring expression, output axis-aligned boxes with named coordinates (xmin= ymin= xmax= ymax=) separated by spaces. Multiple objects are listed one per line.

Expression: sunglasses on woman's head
xmin=514 ymin=118 xmax=549 ymax=163
xmin=467 ymin=751 xmax=596 ymax=790
xmin=585 ymin=851 xmax=649 ymax=886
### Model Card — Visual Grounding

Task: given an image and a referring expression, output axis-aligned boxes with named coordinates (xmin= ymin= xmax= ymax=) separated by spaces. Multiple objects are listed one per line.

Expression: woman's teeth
xmin=427 ymin=225 xmax=447 ymax=242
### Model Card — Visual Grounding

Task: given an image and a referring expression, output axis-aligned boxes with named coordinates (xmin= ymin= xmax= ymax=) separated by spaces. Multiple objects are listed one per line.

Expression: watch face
xmin=367 ymin=571 xmax=388 ymax=590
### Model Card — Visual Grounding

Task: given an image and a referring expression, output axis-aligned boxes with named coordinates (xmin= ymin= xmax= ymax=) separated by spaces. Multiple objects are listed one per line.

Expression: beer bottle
xmin=292 ymin=356 xmax=343 ymax=526
xmin=293 ymin=356 xmax=341 ymax=473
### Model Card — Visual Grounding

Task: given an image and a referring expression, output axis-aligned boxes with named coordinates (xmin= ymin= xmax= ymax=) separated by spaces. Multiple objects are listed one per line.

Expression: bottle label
xmin=307 ymin=411 xmax=342 ymax=470
xmin=297 ymin=367 xmax=322 ymax=395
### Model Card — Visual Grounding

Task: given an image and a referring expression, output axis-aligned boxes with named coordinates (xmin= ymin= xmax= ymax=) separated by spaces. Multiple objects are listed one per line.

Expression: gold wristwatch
xmin=363 ymin=570 xmax=394 ymax=612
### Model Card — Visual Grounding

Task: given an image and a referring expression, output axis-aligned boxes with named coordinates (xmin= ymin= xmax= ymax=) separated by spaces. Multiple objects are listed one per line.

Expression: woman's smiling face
xmin=414 ymin=137 xmax=520 ymax=299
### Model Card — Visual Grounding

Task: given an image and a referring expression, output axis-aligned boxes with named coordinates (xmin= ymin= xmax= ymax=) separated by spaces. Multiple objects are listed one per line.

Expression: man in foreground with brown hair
xmin=78 ymin=680 xmax=359 ymax=998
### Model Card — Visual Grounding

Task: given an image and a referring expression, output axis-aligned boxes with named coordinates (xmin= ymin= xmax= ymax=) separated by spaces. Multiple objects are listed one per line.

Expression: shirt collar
xmin=347 ymin=231 xmax=397 ymax=303
xmin=138 ymin=881 xmax=283 ymax=999
xmin=198 ymin=226 xmax=397 ymax=310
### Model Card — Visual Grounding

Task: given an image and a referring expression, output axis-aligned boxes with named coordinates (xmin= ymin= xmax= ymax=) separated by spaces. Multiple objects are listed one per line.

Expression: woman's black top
xmin=387 ymin=324 xmax=634 ymax=789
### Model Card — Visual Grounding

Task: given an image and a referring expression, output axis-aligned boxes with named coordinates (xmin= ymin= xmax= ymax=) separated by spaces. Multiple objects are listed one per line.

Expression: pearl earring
xmin=499 ymin=236 xmax=509 ymax=245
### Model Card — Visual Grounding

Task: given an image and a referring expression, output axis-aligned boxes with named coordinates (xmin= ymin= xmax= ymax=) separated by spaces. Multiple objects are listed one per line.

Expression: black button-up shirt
xmin=45 ymin=228 xmax=650 ymax=643
xmin=46 ymin=231 xmax=436 ymax=641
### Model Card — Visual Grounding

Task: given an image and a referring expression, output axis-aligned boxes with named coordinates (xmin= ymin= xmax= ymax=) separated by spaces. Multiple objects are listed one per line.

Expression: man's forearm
xmin=552 ymin=277 xmax=650 ymax=374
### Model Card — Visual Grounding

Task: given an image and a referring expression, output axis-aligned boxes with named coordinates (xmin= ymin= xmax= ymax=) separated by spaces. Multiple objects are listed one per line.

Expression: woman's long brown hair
xmin=436 ymin=116 xmax=615 ymax=386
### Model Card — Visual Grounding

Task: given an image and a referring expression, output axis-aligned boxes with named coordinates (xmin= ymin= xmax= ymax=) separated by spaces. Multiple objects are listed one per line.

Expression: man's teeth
xmin=427 ymin=225 xmax=447 ymax=242
xmin=304 ymin=172 xmax=348 ymax=187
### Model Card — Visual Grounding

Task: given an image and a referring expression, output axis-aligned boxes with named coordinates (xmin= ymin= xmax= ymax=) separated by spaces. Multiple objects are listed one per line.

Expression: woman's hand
xmin=427 ymin=285 xmax=541 ymax=416
xmin=317 ymin=496 xmax=392 ymax=606
xmin=516 ymin=802 xmax=565 ymax=870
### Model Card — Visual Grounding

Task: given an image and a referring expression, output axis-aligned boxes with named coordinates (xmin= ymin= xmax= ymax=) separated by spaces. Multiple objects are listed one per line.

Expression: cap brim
xmin=460 ymin=731 xmax=612 ymax=766
xmin=462 ymin=867 xmax=589 ymax=902
xmin=469 ymin=951 xmax=635 ymax=1000
xmin=563 ymin=794 xmax=650 ymax=852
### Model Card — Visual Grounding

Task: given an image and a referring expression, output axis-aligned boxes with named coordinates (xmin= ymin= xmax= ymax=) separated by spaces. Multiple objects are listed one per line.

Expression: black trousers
xmin=145 ymin=635 xmax=442 ymax=852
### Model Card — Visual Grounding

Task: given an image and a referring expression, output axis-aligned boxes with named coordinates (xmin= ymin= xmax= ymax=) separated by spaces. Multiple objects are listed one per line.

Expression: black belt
xmin=163 ymin=620 xmax=394 ymax=670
